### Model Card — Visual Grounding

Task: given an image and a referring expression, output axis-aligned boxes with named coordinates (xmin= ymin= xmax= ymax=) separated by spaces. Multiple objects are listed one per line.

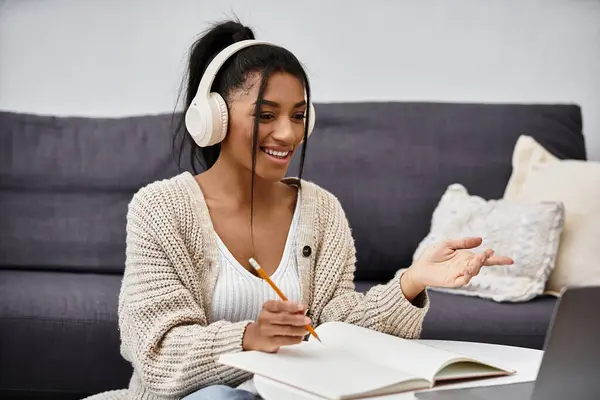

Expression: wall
xmin=1 ymin=0 xmax=599 ymax=159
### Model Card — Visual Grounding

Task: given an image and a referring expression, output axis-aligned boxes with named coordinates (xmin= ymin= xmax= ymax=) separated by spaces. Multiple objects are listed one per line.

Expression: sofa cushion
xmin=294 ymin=102 xmax=585 ymax=282
xmin=421 ymin=291 xmax=556 ymax=349
xmin=355 ymin=281 xmax=556 ymax=349
xmin=0 ymin=111 xmax=187 ymax=273
xmin=0 ymin=269 xmax=131 ymax=397
xmin=413 ymin=183 xmax=565 ymax=302
xmin=504 ymin=135 xmax=600 ymax=295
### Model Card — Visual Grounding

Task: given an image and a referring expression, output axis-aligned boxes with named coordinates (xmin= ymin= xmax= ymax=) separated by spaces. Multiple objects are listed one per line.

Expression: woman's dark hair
xmin=173 ymin=19 xmax=311 ymax=178
xmin=172 ymin=19 xmax=312 ymax=255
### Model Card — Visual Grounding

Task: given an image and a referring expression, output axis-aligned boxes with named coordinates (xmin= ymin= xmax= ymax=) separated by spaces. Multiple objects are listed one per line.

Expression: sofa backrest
xmin=0 ymin=102 xmax=586 ymax=277
xmin=290 ymin=102 xmax=586 ymax=282
xmin=0 ymin=111 xmax=187 ymax=273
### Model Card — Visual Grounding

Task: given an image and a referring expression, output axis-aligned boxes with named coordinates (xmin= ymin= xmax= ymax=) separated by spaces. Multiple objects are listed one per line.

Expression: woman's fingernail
xmin=304 ymin=317 xmax=311 ymax=324
xmin=298 ymin=304 xmax=304 ymax=311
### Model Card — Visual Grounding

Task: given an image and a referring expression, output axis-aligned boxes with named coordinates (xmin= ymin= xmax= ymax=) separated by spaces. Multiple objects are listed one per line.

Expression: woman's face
xmin=220 ymin=71 xmax=307 ymax=183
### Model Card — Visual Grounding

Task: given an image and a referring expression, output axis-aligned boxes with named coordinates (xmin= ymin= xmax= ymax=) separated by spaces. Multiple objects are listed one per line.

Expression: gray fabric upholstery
xmin=421 ymin=291 xmax=557 ymax=349
xmin=0 ymin=104 xmax=585 ymax=277
xmin=294 ymin=102 xmax=585 ymax=281
xmin=355 ymin=281 xmax=557 ymax=349
xmin=0 ymin=111 xmax=187 ymax=273
xmin=0 ymin=269 xmax=131 ymax=397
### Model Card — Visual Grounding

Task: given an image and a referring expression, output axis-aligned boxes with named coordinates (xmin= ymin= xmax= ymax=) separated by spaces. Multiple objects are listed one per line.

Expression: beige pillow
xmin=413 ymin=183 xmax=564 ymax=302
xmin=504 ymin=135 xmax=600 ymax=296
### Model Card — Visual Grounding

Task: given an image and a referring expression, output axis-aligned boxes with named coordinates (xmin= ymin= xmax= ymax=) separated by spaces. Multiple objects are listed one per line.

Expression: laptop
xmin=415 ymin=285 xmax=600 ymax=400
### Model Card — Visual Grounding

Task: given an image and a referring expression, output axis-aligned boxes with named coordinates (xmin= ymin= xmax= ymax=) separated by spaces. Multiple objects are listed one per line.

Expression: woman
xmin=89 ymin=20 xmax=513 ymax=400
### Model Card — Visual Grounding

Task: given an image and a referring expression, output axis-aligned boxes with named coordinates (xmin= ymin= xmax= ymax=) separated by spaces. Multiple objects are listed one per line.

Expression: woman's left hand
xmin=401 ymin=237 xmax=514 ymax=300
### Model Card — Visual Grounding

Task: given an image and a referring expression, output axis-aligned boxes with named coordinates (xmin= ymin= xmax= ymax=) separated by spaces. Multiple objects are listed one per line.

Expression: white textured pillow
xmin=413 ymin=183 xmax=564 ymax=302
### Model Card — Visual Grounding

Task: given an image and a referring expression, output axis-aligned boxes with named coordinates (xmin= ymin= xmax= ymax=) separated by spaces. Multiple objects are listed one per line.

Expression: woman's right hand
xmin=242 ymin=300 xmax=311 ymax=353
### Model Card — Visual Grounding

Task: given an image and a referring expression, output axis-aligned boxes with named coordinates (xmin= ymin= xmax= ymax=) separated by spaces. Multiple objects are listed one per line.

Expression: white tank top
xmin=210 ymin=195 xmax=302 ymax=323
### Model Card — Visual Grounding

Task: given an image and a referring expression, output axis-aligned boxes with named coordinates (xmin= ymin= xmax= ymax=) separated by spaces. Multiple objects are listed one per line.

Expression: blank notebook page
xmin=313 ymin=322 xmax=467 ymax=382
xmin=220 ymin=341 xmax=423 ymax=399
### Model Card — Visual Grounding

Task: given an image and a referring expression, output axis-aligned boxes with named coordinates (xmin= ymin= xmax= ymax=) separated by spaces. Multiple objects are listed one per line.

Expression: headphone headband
xmin=185 ymin=38 xmax=315 ymax=147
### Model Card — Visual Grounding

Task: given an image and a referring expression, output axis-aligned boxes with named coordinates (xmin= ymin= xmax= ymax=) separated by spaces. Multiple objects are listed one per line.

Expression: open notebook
xmin=219 ymin=321 xmax=516 ymax=400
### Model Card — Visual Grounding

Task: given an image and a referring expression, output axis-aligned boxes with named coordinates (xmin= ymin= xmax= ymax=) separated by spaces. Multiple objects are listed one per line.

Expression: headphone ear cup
xmin=207 ymin=93 xmax=228 ymax=146
xmin=184 ymin=93 xmax=228 ymax=147
xmin=307 ymin=102 xmax=316 ymax=137
xmin=184 ymin=99 xmax=207 ymax=146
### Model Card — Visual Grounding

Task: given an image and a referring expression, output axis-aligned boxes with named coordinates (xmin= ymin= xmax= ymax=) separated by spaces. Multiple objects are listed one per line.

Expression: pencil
xmin=249 ymin=257 xmax=321 ymax=342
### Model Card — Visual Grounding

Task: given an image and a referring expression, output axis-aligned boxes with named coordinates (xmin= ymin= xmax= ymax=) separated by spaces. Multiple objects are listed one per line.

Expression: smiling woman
xmin=172 ymin=22 xmax=314 ymax=281
xmin=236 ymin=73 xmax=309 ymax=180
xmin=256 ymin=97 xmax=308 ymax=163
xmin=84 ymin=18 xmax=513 ymax=400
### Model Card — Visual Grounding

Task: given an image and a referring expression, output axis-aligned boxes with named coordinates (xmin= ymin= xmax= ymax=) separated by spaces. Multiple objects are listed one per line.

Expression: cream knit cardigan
xmin=86 ymin=172 xmax=430 ymax=400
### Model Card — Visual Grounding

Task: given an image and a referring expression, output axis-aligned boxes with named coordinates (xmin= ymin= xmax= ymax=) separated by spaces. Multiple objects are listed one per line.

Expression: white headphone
xmin=185 ymin=39 xmax=316 ymax=147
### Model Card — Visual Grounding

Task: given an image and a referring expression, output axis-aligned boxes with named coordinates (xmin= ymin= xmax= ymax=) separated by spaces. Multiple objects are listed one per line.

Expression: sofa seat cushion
xmin=422 ymin=291 xmax=556 ymax=349
xmin=354 ymin=281 xmax=557 ymax=349
xmin=0 ymin=269 xmax=131 ymax=397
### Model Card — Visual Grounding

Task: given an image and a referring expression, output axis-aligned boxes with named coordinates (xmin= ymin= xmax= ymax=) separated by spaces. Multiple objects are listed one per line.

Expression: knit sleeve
xmin=314 ymin=193 xmax=430 ymax=339
xmin=118 ymin=188 xmax=253 ymax=397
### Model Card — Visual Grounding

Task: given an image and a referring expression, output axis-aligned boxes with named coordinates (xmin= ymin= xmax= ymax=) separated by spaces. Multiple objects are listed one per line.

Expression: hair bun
xmin=232 ymin=26 xmax=254 ymax=42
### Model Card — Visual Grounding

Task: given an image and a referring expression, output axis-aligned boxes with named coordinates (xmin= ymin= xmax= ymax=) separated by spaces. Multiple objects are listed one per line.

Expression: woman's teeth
xmin=262 ymin=148 xmax=289 ymax=158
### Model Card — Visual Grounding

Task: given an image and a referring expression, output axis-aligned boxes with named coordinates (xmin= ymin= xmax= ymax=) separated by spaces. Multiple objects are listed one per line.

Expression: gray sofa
xmin=0 ymin=102 xmax=587 ymax=399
